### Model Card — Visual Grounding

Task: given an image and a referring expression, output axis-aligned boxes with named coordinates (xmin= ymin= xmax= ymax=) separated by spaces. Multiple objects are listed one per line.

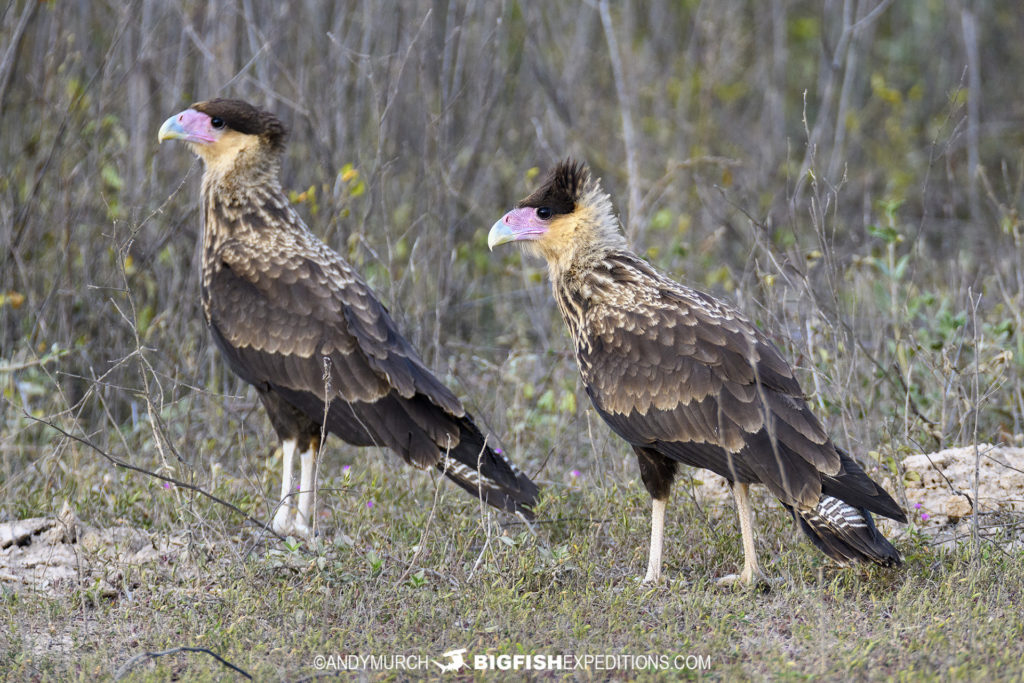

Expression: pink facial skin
xmin=488 ymin=207 xmax=550 ymax=248
xmin=157 ymin=108 xmax=220 ymax=145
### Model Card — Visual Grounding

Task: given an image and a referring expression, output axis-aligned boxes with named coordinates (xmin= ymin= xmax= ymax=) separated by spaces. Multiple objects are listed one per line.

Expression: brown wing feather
xmin=572 ymin=255 xmax=841 ymax=506
xmin=208 ymin=235 xmax=464 ymax=417
xmin=206 ymin=237 xmax=539 ymax=509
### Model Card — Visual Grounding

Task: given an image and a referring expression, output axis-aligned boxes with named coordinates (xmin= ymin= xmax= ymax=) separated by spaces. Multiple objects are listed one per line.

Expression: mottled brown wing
xmin=576 ymin=266 xmax=841 ymax=494
xmin=205 ymin=237 xmax=538 ymax=511
xmin=206 ymin=237 xmax=464 ymax=417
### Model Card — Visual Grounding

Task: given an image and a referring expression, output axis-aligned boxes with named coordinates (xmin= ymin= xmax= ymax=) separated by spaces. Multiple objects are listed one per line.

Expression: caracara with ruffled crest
xmin=489 ymin=160 xmax=905 ymax=584
xmin=158 ymin=99 xmax=537 ymax=537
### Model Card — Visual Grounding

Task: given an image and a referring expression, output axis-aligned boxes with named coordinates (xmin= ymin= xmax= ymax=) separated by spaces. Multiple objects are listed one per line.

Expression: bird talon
xmin=271 ymin=508 xmax=293 ymax=537
xmin=292 ymin=520 xmax=314 ymax=540
xmin=717 ymin=570 xmax=774 ymax=591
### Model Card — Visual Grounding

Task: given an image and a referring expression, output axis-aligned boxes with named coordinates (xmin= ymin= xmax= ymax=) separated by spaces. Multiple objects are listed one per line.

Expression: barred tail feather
xmin=796 ymin=495 xmax=902 ymax=567
xmin=436 ymin=415 xmax=539 ymax=519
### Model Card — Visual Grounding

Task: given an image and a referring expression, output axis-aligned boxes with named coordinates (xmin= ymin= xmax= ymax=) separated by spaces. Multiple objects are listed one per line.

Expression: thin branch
xmin=961 ymin=5 xmax=981 ymax=216
xmin=969 ymin=288 xmax=982 ymax=552
xmin=114 ymin=646 xmax=252 ymax=680
xmin=849 ymin=0 xmax=897 ymax=35
xmin=597 ymin=0 xmax=641 ymax=241
xmin=25 ymin=411 xmax=287 ymax=541
xmin=831 ymin=0 xmax=897 ymax=69
xmin=0 ymin=0 xmax=39 ymax=113
xmin=0 ymin=351 xmax=70 ymax=373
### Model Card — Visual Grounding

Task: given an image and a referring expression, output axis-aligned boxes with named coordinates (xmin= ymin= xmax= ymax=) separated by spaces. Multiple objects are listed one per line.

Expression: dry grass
xmin=3 ymin=1 xmax=1024 ymax=680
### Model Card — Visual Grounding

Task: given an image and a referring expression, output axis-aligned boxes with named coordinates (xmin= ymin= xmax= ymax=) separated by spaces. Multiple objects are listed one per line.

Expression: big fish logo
xmin=432 ymin=648 xmax=468 ymax=672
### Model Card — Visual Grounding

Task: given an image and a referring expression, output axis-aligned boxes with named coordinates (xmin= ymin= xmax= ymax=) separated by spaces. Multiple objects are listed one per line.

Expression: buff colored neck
xmin=195 ymin=132 xmax=282 ymax=205
xmin=535 ymin=183 xmax=628 ymax=282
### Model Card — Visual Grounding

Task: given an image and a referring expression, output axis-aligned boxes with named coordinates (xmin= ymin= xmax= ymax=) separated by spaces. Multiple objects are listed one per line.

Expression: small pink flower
xmin=920 ymin=512 xmax=930 ymax=521
xmin=914 ymin=502 xmax=922 ymax=510
xmin=163 ymin=482 xmax=172 ymax=490
xmin=366 ymin=500 xmax=375 ymax=509
xmin=495 ymin=448 xmax=503 ymax=454
xmin=570 ymin=469 xmax=582 ymax=478
xmin=342 ymin=465 xmax=351 ymax=473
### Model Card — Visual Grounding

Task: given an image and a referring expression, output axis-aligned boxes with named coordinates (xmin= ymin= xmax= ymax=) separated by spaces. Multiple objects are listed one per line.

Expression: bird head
xmin=158 ymin=98 xmax=286 ymax=175
xmin=488 ymin=159 xmax=622 ymax=269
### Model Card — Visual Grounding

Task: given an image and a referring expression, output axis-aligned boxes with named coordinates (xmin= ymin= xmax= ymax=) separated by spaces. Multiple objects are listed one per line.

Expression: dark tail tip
xmin=797 ymin=496 xmax=902 ymax=567
xmin=438 ymin=418 xmax=539 ymax=519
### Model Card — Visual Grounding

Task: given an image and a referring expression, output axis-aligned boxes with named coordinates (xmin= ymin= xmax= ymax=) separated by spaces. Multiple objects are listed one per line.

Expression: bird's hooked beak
xmin=487 ymin=207 xmax=547 ymax=250
xmin=158 ymin=108 xmax=217 ymax=145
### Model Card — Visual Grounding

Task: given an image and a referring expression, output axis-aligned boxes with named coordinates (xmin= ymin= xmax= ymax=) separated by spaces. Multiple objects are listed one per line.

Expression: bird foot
xmin=637 ymin=565 xmax=668 ymax=586
xmin=291 ymin=517 xmax=314 ymax=540
xmin=271 ymin=506 xmax=294 ymax=537
xmin=717 ymin=569 xmax=775 ymax=591
xmin=271 ymin=508 xmax=315 ymax=540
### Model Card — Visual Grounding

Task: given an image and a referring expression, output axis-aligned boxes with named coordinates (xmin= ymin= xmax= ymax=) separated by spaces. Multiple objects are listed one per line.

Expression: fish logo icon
xmin=433 ymin=648 xmax=468 ymax=672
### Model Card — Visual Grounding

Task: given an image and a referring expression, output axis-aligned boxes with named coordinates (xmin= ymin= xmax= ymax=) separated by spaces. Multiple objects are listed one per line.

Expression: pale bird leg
xmin=642 ymin=497 xmax=668 ymax=584
xmin=272 ymin=439 xmax=297 ymax=535
xmin=294 ymin=445 xmax=316 ymax=539
xmin=718 ymin=482 xmax=765 ymax=587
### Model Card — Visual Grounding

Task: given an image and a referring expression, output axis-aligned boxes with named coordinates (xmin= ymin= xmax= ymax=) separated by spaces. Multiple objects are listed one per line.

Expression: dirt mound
xmin=900 ymin=444 xmax=1024 ymax=549
xmin=0 ymin=502 xmax=189 ymax=596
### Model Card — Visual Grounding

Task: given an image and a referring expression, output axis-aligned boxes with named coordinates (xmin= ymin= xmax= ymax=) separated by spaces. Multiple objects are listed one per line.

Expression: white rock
xmin=902 ymin=444 xmax=1024 ymax=537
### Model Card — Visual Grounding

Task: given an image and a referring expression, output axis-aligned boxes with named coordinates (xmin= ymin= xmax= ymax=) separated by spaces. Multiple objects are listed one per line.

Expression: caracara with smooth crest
xmin=158 ymin=98 xmax=537 ymax=537
xmin=489 ymin=159 xmax=905 ymax=585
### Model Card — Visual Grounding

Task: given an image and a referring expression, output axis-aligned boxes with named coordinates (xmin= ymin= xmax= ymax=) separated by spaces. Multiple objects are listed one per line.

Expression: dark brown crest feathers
xmin=517 ymin=158 xmax=589 ymax=216
xmin=193 ymin=98 xmax=287 ymax=152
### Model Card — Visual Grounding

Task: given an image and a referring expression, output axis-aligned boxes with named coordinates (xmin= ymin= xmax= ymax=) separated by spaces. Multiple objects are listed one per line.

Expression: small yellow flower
xmin=1 ymin=291 xmax=26 ymax=309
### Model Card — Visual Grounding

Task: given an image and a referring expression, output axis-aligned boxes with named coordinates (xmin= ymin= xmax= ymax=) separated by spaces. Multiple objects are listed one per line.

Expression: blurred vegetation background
xmin=3 ymin=0 xmax=1024 ymax=530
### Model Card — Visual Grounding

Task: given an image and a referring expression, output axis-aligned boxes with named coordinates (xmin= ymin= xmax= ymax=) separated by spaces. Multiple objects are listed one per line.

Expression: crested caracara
xmin=158 ymin=98 xmax=537 ymax=537
xmin=488 ymin=159 xmax=905 ymax=585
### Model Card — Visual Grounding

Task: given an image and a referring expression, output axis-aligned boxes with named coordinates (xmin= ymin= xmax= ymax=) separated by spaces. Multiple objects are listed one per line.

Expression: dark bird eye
xmin=536 ymin=207 xmax=553 ymax=220
xmin=210 ymin=117 xmax=225 ymax=129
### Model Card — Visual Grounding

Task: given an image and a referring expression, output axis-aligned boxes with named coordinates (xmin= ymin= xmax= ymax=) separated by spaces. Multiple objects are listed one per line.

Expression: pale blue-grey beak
xmin=157 ymin=115 xmax=188 ymax=143
xmin=157 ymin=108 xmax=217 ymax=145
xmin=487 ymin=217 xmax=518 ymax=251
